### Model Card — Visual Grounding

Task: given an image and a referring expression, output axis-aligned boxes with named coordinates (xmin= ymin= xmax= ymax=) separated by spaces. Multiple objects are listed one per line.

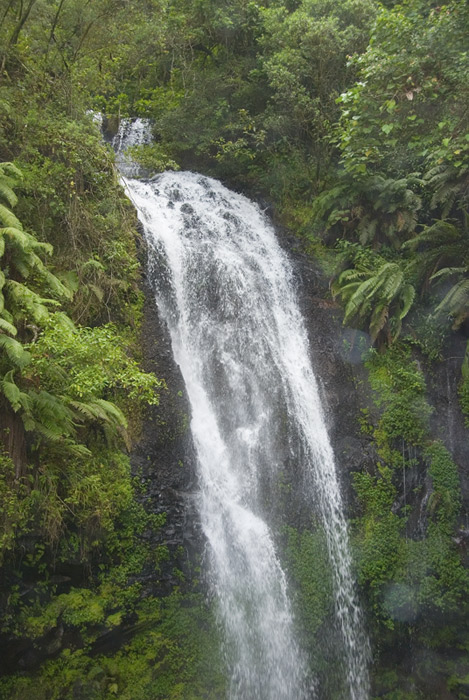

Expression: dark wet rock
xmin=129 ymin=266 xmax=203 ymax=597
xmin=426 ymin=336 xmax=469 ymax=505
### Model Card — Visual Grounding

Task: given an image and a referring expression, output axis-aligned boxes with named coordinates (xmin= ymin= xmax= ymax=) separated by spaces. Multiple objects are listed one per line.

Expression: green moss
xmin=365 ymin=344 xmax=431 ymax=449
xmin=353 ymin=338 xmax=468 ymax=647
xmin=283 ymin=524 xmax=334 ymax=638
xmin=424 ymin=442 xmax=462 ymax=528
xmin=352 ymin=466 xmax=405 ymax=622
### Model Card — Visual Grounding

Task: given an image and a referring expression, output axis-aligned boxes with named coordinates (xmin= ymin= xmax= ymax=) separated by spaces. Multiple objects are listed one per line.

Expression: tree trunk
xmin=0 ymin=405 xmax=27 ymax=479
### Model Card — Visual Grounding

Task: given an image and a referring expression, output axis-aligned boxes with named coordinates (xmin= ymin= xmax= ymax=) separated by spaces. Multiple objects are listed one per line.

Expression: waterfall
xmin=114 ymin=120 xmax=370 ymax=699
xmin=111 ymin=118 xmax=152 ymax=177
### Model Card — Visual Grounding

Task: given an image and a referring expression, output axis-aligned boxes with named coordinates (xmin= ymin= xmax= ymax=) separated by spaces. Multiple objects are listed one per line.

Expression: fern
xmin=0 ymin=162 xmax=22 ymax=182
xmin=335 ymin=259 xmax=415 ymax=345
xmin=2 ymin=373 xmax=22 ymax=412
xmin=379 ymin=265 xmax=404 ymax=304
xmin=0 ymin=335 xmax=31 ymax=368
xmin=430 ymin=267 xmax=467 ymax=282
xmin=69 ymin=398 xmax=127 ymax=429
xmin=28 ymin=391 xmax=76 ymax=439
xmin=424 ymin=163 xmax=467 ymax=217
xmin=369 ymin=303 xmax=389 ymax=343
xmin=94 ymin=398 xmax=127 ymax=428
xmin=434 ymin=278 xmax=469 ymax=329
xmin=0 ymin=203 xmax=22 ymax=230
xmin=6 ymin=280 xmax=60 ymax=323
xmin=343 ymin=277 xmax=377 ymax=324
xmin=399 ymin=284 xmax=415 ymax=320
xmin=0 ymin=180 xmax=18 ymax=209
xmin=0 ymin=318 xmax=17 ymax=336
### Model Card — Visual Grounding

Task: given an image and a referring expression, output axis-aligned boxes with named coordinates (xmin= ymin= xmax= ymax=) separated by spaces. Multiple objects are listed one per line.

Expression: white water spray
xmin=115 ymin=120 xmax=370 ymax=699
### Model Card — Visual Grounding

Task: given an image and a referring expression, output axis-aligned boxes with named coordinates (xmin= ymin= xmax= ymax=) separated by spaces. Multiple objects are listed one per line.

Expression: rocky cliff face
xmin=130 ymin=266 xmax=203 ymax=596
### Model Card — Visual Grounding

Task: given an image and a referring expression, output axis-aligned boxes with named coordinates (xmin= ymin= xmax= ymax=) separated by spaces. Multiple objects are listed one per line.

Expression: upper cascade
xmin=111 ymin=117 xmax=152 ymax=178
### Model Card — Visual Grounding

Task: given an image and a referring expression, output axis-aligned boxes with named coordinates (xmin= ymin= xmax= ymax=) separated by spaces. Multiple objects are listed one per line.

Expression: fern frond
xmin=0 ymin=163 xmax=22 ymax=182
xmin=94 ymin=399 xmax=127 ymax=428
xmin=30 ymin=390 xmax=75 ymax=438
xmin=337 ymin=268 xmax=369 ymax=284
xmin=369 ymin=303 xmax=389 ymax=343
xmin=0 ymin=318 xmax=17 ymax=336
xmin=1 ymin=375 xmax=21 ymax=411
xmin=358 ymin=216 xmax=378 ymax=246
xmin=69 ymin=400 xmax=102 ymax=422
xmin=62 ymin=440 xmax=92 ymax=458
xmin=0 ymin=181 xmax=18 ymax=208
xmin=343 ymin=277 xmax=377 ymax=323
xmin=434 ymin=279 xmax=469 ymax=327
xmin=0 ymin=334 xmax=31 ymax=368
xmin=31 ymin=240 xmax=53 ymax=256
xmin=53 ymin=311 xmax=76 ymax=332
xmin=1 ymin=225 xmax=29 ymax=248
xmin=378 ymin=265 xmax=404 ymax=304
xmin=0 ymin=204 xmax=22 ymax=230
xmin=399 ymin=284 xmax=415 ymax=320
xmin=332 ymin=280 xmax=361 ymax=301
xmin=430 ymin=267 xmax=466 ymax=282
xmin=403 ymin=220 xmax=461 ymax=251
xmin=41 ymin=269 xmax=72 ymax=299
xmin=89 ymin=283 xmax=104 ymax=302
xmin=6 ymin=280 xmax=58 ymax=323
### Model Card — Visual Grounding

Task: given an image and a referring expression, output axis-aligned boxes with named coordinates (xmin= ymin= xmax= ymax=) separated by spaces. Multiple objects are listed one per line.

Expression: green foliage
xmin=259 ymin=0 xmax=376 ymax=176
xmin=352 ymin=467 xmax=404 ymax=609
xmin=335 ymin=1 xmax=469 ymax=181
xmin=283 ymin=524 xmax=333 ymax=638
xmin=29 ymin=316 xmax=161 ymax=407
xmin=127 ymin=143 xmax=180 ymax=175
xmin=350 ymin=329 xmax=467 ymax=645
xmin=0 ymin=592 xmax=225 ymax=700
xmin=312 ymin=172 xmax=422 ymax=249
xmin=0 ymin=453 xmax=31 ymax=562
xmin=2 ymin=0 xmax=469 ymax=697
xmin=424 ymin=442 xmax=461 ymax=529
xmin=0 ymin=48 xmax=164 ymax=697
xmin=365 ymin=343 xmax=430 ymax=448
xmin=333 ymin=257 xmax=415 ymax=344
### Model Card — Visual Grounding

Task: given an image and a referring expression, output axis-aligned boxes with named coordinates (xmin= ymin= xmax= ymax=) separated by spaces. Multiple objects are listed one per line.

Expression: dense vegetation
xmin=1 ymin=0 xmax=469 ymax=697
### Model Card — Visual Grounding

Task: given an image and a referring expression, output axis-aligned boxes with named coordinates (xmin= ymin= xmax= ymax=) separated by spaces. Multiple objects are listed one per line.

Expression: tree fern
xmin=0 ymin=164 xmax=80 ymax=475
xmin=0 ymin=334 xmax=31 ymax=368
xmin=0 ymin=203 xmax=22 ymax=230
xmin=0 ymin=318 xmax=17 ymax=335
xmin=6 ymin=280 xmax=60 ymax=324
xmin=369 ymin=303 xmax=389 ymax=343
xmin=433 ymin=278 xmax=469 ymax=329
xmin=424 ymin=163 xmax=469 ymax=217
xmin=313 ymin=172 xmax=422 ymax=248
xmin=334 ymin=259 xmax=415 ymax=344
xmin=399 ymin=284 xmax=415 ymax=320
xmin=0 ymin=180 xmax=18 ymax=209
xmin=27 ymin=391 xmax=75 ymax=440
xmin=2 ymin=372 xmax=24 ymax=412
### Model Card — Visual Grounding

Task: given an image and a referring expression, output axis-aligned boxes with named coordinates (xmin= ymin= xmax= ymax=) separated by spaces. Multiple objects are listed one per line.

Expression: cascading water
xmin=111 ymin=118 xmax=152 ymax=177
xmin=114 ymin=120 xmax=370 ymax=699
